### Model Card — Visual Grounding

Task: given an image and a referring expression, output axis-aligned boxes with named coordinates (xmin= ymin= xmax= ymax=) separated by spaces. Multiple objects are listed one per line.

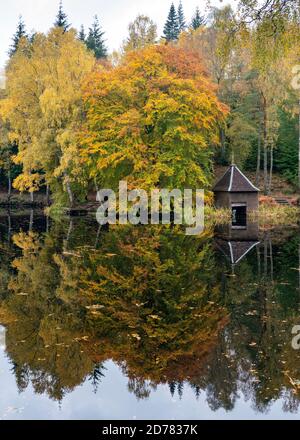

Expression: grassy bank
xmin=251 ymin=204 xmax=299 ymax=227
xmin=0 ymin=189 xmax=47 ymax=208
xmin=205 ymin=206 xmax=231 ymax=226
xmin=206 ymin=204 xmax=299 ymax=228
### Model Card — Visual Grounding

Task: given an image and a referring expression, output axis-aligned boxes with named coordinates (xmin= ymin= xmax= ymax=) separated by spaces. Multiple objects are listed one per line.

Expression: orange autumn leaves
xmin=2 ymin=35 xmax=228 ymax=202
xmin=80 ymin=45 xmax=228 ymax=192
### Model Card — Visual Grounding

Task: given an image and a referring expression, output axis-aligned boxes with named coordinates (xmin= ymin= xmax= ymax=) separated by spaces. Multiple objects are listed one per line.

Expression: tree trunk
xmin=220 ymin=127 xmax=226 ymax=162
xmin=94 ymin=224 xmax=101 ymax=249
xmin=65 ymin=174 xmax=74 ymax=207
xmin=256 ymin=121 xmax=262 ymax=186
xmin=268 ymin=144 xmax=273 ymax=195
xmin=269 ymin=237 xmax=273 ymax=282
xmin=46 ymin=215 xmax=49 ymax=234
xmin=94 ymin=177 xmax=99 ymax=193
xmin=262 ymin=95 xmax=268 ymax=195
xmin=7 ymin=169 xmax=12 ymax=202
xmin=29 ymin=209 xmax=34 ymax=231
xmin=264 ymin=233 xmax=268 ymax=278
xmin=298 ymin=98 xmax=300 ymax=191
xmin=30 ymin=191 xmax=34 ymax=204
xmin=257 ymin=244 xmax=261 ymax=278
xmin=46 ymin=184 xmax=50 ymax=206
xmin=299 ymin=239 xmax=300 ymax=312
xmin=7 ymin=210 xmax=11 ymax=244
xmin=64 ymin=219 xmax=73 ymax=250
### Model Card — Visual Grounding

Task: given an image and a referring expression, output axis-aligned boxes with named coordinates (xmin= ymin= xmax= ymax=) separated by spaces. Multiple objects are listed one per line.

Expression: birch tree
xmin=1 ymin=27 xmax=95 ymax=206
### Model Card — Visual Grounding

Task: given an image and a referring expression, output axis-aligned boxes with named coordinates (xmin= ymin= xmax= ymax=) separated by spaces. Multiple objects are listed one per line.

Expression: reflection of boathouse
xmin=213 ymin=165 xmax=259 ymax=227
xmin=215 ymin=238 xmax=260 ymax=266
xmin=215 ymin=222 xmax=260 ymax=267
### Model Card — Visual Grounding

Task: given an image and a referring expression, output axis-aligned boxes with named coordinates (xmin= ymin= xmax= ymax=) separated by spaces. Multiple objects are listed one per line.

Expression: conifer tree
xmin=169 ymin=381 xmax=176 ymax=397
xmin=86 ymin=16 xmax=107 ymax=59
xmin=163 ymin=3 xmax=180 ymax=41
xmin=191 ymin=7 xmax=206 ymax=30
xmin=54 ymin=1 xmax=70 ymax=32
xmin=78 ymin=25 xmax=86 ymax=42
xmin=29 ymin=32 xmax=37 ymax=44
xmin=9 ymin=16 xmax=27 ymax=57
xmin=177 ymin=1 xmax=186 ymax=32
xmin=177 ymin=381 xmax=184 ymax=399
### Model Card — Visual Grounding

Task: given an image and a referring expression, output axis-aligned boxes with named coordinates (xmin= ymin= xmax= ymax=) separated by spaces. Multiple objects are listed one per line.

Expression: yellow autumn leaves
xmin=1 ymin=27 xmax=95 ymax=203
xmin=0 ymin=29 xmax=226 ymax=205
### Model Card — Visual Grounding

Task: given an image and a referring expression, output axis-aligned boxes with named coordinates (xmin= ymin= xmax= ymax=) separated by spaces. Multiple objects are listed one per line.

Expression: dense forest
xmin=0 ymin=0 xmax=300 ymax=207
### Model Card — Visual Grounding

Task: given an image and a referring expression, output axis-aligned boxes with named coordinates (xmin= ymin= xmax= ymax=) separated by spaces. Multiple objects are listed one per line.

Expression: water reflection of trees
xmin=205 ymin=230 xmax=300 ymax=413
xmin=0 ymin=216 xmax=299 ymax=412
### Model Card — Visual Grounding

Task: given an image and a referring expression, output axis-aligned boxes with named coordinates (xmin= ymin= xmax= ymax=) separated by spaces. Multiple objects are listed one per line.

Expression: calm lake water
xmin=0 ymin=211 xmax=300 ymax=420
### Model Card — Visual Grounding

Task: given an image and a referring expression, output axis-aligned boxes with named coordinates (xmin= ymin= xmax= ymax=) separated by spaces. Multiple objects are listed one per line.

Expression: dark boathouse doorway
xmin=231 ymin=203 xmax=247 ymax=228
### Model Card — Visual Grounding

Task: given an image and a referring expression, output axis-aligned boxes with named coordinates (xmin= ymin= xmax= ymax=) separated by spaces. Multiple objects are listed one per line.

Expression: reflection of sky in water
xmin=0 ymin=349 xmax=299 ymax=420
xmin=0 ymin=68 xmax=5 ymax=89
xmin=0 ymin=326 xmax=5 ymax=351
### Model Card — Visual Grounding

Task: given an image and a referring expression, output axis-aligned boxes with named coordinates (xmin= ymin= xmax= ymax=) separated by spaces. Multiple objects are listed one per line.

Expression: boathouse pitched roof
xmin=213 ymin=165 xmax=260 ymax=193
xmin=215 ymin=239 xmax=260 ymax=265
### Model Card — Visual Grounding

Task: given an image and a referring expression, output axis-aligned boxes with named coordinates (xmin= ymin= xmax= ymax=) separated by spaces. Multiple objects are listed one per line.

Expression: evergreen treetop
xmin=86 ymin=15 xmax=107 ymax=59
xmin=163 ymin=3 xmax=180 ymax=41
xmin=191 ymin=7 xmax=206 ymax=30
xmin=178 ymin=1 xmax=186 ymax=31
xmin=9 ymin=16 xmax=28 ymax=57
xmin=54 ymin=1 xmax=70 ymax=32
xmin=78 ymin=25 xmax=86 ymax=42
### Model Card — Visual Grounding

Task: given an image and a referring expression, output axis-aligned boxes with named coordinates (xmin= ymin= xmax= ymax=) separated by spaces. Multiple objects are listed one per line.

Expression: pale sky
xmin=0 ymin=0 xmax=232 ymax=69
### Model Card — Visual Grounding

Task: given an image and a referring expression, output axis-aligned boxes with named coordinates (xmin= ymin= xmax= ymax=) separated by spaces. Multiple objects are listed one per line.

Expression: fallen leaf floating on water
xmin=90 ymin=311 xmax=102 ymax=316
xmin=85 ymin=305 xmax=105 ymax=310
xmin=245 ymin=310 xmax=258 ymax=316
xmin=135 ymin=302 xmax=147 ymax=307
xmin=62 ymin=251 xmax=82 ymax=258
xmin=74 ymin=336 xmax=89 ymax=342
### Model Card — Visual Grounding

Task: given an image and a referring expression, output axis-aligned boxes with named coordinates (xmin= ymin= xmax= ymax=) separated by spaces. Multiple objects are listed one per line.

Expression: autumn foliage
xmin=0 ymin=28 xmax=95 ymax=203
xmin=80 ymin=45 xmax=228 ymax=192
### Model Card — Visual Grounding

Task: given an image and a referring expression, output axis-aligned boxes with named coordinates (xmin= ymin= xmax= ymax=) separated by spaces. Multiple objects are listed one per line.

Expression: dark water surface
xmin=0 ymin=211 xmax=300 ymax=420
